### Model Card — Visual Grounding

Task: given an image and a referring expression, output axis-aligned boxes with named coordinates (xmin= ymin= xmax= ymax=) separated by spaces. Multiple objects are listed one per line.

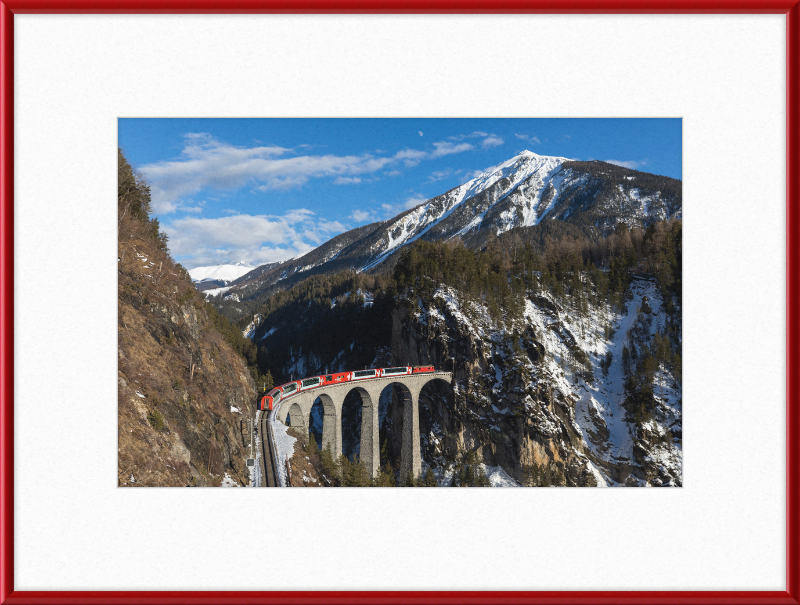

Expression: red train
xmin=258 ymin=366 xmax=436 ymax=411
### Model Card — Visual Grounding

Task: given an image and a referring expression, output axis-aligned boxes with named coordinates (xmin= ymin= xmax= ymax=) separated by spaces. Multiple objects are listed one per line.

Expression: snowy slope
xmin=189 ymin=262 xmax=254 ymax=283
xmin=360 ymin=151 xmax=570 ymax=270
xmin=357 ymin=150 xmax=680 ymax=272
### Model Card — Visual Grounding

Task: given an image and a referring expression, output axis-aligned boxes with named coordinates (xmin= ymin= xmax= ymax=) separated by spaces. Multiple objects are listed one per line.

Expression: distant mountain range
xmin=211 ymin=151 xmax=681 ymax=303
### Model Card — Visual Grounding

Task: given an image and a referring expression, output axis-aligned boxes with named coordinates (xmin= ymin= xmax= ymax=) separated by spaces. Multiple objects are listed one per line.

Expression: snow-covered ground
xmin=242 ymin=314 xmax=262 ymax=339
xmin=270 ymin=414 xmax=297 ymax=486
xmin=522 ymin=279 xmax=682 ymax=484
xmin=202 ymin=285 xmax=232 ymax=298
xmin=433 ymin=463 xmax=520 ymax=487
xmin=220 ymin=472 xmax=238 ymax=487
xmin=480 ymin=464 xmax=520 ymax=487
xmin=250 ymin=434 xmax=262 ymax=488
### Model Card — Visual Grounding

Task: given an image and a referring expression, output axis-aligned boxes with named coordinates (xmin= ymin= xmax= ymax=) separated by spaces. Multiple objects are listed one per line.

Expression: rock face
xmin=389 ymin=294 xmax=593 ymax=485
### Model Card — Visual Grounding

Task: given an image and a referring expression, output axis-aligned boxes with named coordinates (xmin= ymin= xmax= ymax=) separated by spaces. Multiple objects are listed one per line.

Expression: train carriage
xmin=299 ymin=376 xmax=322 ymax=391
xmin=379 ymin=366 xmax=412 ymax=377
xmin=259 ymin=381 xmax=300 ymax=411
xmin=322 ymin=371 xmax=351 ymax=385
xmin=351 ymin=369 xmax=379 ymax=380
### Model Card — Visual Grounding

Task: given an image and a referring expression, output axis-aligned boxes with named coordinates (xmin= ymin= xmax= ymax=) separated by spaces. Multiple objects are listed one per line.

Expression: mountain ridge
xmin=213 ymin=151 xmax=681 ymax=311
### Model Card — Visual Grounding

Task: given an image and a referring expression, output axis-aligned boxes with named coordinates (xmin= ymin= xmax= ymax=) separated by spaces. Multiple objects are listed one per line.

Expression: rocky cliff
xmin=388 ymin=280 xmax=681 ymax=487
xmin=118 ymin=150 xmax=256 ymax=487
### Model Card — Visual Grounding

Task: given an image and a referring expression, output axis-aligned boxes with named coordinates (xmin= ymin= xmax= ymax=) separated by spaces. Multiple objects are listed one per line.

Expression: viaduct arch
xmin=272 ymin=372 xmax=453 ymax=480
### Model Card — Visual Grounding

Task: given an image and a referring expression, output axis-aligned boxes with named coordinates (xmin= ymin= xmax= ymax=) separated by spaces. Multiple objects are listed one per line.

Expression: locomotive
xmin=258 ymin=366 xmax=436 ymax=412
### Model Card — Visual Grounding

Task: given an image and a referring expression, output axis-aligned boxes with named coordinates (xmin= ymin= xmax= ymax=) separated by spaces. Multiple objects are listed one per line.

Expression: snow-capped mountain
xmin=360 ymin=151 xmax=571 ymax=270
xmin=219 ymin=151 xmax=681 ymax=303
xmin=358 ymin=150 xmax=680 ymax=271
xmin=189 ymin=262 xmax=255 ymax=291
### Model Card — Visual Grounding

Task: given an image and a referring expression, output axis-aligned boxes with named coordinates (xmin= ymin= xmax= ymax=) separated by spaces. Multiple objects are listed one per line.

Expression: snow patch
xmin=220 ymin=472 xmax=238 ymax=487
xmin=479 ymin=464 xmax=521 ymax=487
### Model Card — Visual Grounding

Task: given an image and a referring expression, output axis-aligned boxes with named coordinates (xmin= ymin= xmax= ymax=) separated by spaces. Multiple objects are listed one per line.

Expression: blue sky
xmin=118 ymin=118 xmax=681 ymax=270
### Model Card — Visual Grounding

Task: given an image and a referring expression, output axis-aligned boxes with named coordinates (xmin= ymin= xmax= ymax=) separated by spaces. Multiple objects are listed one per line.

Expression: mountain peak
xmin=222 ymin=150 xmax=681 ymax=294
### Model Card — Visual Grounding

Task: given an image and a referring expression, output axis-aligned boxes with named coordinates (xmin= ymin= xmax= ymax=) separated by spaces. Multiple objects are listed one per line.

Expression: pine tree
xmin=353 ymin=458 xmax=370 ymax=486
xmin=320 ymin=446 xmax=338 ymax=485
xmin=306 ymin=433 xmax=319 ymax=456
xmin=523 ymin=463 xmax=540 ymax=486
xmin=339 ymin=455 xmax=353 ymax=486
xmin=622 ymin=345 xmax=631 ymax=377
xmin=422 ymin=467 xmax=437 ymax=486
xmin=375 ymin=462 xmax=396 ymax=487
xmin=475 ymin=464 xmax=491 ymax=487
xmin=541 ymin=463 xmax=552 ymax=487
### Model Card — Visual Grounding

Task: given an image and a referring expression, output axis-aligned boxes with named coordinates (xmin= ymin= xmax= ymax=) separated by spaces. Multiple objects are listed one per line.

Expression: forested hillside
xmin=245 ymin=219 xmax=682 ymax=486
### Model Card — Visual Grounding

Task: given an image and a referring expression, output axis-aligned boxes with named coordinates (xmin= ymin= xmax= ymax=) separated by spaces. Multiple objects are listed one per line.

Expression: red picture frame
xmin=1 ymin=3 xmax=798 ymax=604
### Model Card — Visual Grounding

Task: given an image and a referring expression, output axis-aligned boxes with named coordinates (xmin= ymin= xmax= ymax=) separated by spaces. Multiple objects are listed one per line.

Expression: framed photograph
xmin=1 ymin=3 xmax=797 ymax=604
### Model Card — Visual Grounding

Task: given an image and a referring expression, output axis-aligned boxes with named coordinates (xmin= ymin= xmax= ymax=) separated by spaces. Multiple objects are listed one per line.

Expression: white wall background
xmin=14 ymin=14 xmax=786 ymax=591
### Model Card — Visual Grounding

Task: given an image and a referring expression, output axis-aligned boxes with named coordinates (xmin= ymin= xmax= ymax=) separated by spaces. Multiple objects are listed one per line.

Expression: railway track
xmin=258 ymin=410 xmax=279 ymax=487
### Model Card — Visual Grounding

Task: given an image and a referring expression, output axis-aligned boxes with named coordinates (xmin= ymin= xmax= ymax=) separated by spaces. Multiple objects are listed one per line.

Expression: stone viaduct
xmin=271 ymin=372 xmax=452 ymax=480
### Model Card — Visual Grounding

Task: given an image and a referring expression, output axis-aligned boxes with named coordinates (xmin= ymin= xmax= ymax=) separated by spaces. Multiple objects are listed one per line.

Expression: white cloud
xmin=394 ymin=148 xmax=427 ymax=167
xmin=426 ymin=169 xmax=452 ymax=183
xmin=141 ymin=132 xmax=492 ymax=218
xmin=378 ymin=193 xmax=429 ymax=219
xmin=384 ymin=170 xmax=402 ymax=177
xmin=431 ymin=141 xmax=473 ymax=158
xmin=141 ymin=133 xmax=394 ymax=213
xmin=449 ymin=131 xmax=488 ymax=141
xmin=334 ymin=176 xmax=362 ymax=185
xmin=350 ymin=209 xmax=373 ymax=222
xmin=481 ymin=136 xmax=504 ymax=149
xmin=515 ymin=133 xmax=541 ymax=145
xmin=165 ymin=209 xmax=345 ymax=269
xmin=404 ymin=194 xmax=428 ymax=209
xmin=418 ymin=131 xmax=423 ymax=136
xmin=446 ymin=132 xmax=503 ymax=149
xmin=605 ymin=159 xmax=649 ymax=170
